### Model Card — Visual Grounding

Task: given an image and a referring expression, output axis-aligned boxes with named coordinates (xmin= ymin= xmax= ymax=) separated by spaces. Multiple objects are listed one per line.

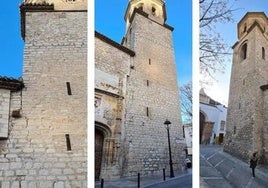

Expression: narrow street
xmin=144 ymin=172 xmax=192 ymax=188
xmin=200 ymin=145 xmax=268 ymax=188
xmin=95 ymin=169 xmax=192 ymax=188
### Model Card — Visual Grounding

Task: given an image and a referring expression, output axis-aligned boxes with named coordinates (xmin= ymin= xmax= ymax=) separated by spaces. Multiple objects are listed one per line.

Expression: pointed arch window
xmin=240 ymin=43 xmax=247 ymax=61
xmin=262 ymin=47 xmax=265 ymax=60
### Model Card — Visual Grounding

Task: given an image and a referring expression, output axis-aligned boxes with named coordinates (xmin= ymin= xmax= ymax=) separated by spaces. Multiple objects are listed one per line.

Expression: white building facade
xmin=183 ymin=123 xmax=192 ymax=156
xmin=200 ymin=89 xmax=227 ymax=144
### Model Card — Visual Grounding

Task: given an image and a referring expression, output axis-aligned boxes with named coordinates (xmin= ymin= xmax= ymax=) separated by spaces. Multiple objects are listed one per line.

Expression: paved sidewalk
xmin=201 ymin=145 xmax=268 ymax=188
xmin=95 ymin=169 xmax=192 ymax=188
xmin=200 ymin=177 xmax=210 ymax=188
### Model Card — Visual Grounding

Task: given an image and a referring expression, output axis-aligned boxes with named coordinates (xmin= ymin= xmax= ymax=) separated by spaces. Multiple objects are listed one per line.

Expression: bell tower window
xmin=243 ymin=23 xmax=247 ymax=33
xmin=137 ymin=3 xmax=144 ymax=11
xmin=152 ymin=7 xmax=156 ymax=15
xmin=262 ymin=47 xmax=265 ymax=60
xmin=240 ymin=43 xmax=247 ymax=61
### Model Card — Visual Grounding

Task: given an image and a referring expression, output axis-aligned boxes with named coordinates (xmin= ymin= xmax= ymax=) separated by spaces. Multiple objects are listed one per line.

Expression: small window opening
xmin=146 ymin=107 xmax=149 ymax=117
xmin=65 ymin=134 xmax=72 ymax=151
xmin=66 ymin=82 xmax=72 ymax=95
xmin=149 ymin=59 xmax=151 ymax=65
xmin=152 ymin=7 xmax=156 ymax=15
xmin=243 ymin=23 xmax=247 ymax=33
xmin=239 ymin=103 xmax=241 ymax=109
xmin=147 ymin=80 xmax=149 ymax=86
xmin=262 ymin=47 xmax=265 ymax=59
xmin=240 ymin=43 xmax=247 ymax=61
xmin=233 ymin=126 xmax=237 ymax=134
xmin=127 ymin=75 xmax=130 ymax=82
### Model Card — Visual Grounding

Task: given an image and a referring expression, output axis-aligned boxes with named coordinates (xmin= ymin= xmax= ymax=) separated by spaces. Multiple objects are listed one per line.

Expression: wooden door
xmin=95 ymin=129 xmax=104 ymax=180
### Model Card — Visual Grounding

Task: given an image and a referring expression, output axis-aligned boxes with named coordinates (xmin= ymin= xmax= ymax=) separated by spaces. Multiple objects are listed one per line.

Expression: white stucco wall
xmin=200 ymin=103 xmax=227 ymax=143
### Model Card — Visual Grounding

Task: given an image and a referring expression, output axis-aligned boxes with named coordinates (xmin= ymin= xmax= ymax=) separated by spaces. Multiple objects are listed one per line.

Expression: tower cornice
xmin=237 ymin=12 xmax=268 ymax=40
xmin=124 ymin=0 xmax=168 ymax=31
xmin=20 ymin=3 xmax=54 ymax=40
xmin=23 ymin=0 xmax=87 ymax=11
xmin=124 ymin=0 xmax=166 ymax=21
xmin=233 ymin=20 xmax=266 ymax=49
xmin=128 ymin=7 xmax=173 ymax=31
xmin=20 ymin=2 xmax=87 ymax=41
xmin=237 ymin=12 xmax=267 ymax=27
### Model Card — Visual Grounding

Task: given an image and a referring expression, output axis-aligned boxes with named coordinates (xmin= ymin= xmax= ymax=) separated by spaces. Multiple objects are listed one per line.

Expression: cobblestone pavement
xmin=200 ymin=145 xmax=268 ymax=188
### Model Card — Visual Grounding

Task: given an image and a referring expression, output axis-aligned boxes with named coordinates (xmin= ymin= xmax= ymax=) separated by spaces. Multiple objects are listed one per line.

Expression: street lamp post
xmin=164 ymin=119 xmax=175 ymax=178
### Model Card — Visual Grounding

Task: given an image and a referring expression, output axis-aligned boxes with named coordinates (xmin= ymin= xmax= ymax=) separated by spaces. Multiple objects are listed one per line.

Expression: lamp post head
xmin=164 ymin=119 xmax=171 ymax=125
xmin=164 ymin=119 xmax=171 ymax=128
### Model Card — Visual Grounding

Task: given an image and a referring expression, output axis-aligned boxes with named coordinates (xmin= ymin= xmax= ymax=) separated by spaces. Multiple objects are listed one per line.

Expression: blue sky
xmin=0 ymin=0 xmax=24 ymax=78
xmin=95 ymin=0 xmax=192 ymax=87
xmin=1 ymin=0 xmax=192 ymax=87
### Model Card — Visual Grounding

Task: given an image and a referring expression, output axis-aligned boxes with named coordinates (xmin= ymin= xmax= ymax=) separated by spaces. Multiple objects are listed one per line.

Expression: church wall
xmin=122 ymin=13 xmax=185 ymax=176
xmin=262 ymin=89 xmax=268 ymax=163
xmin=0 ymin=11 xmax=87 ymax=187
xmin=0 ymin=89 xmax=11 ymax=138
xmin=95 ymin=37 xmax=131 ymax=179
xmin=95 ymin=37 xmax=130 ymax=79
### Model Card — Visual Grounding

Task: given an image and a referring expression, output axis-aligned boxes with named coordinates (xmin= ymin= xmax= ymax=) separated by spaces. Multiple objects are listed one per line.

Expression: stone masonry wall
xmin=95 ymin=37 xmax=131 ymax=179
xmin=0 ymin=89 xmax=10 ymax=138
xmin=225 ymin=17 xmax=268 ymax=163
xmin=122 ymin=13 xmax=185 ymax=176
xmin=0 ymin=11 xmax=87 ymax=187
xmin=262 ymin=89 xmax=268 ymax=163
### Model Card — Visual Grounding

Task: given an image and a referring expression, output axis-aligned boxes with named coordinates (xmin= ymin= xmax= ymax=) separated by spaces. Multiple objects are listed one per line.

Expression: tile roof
xmin=0 ymin=76 xmax=24 ymax=91
xmin=95 ymin=31 xmax=135 ymax=57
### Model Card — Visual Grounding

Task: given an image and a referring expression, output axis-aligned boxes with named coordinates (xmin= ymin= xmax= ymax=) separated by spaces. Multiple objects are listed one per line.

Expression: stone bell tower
xmin=224 ymin=12 xmax=268 ymax=164
xmin=0 ymin=0 xmax=87 ymax=187
xmin=121 ymin=0 xmax=185 ymax=176
xmin=124 ymin=0 xmax=167 ymax=32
